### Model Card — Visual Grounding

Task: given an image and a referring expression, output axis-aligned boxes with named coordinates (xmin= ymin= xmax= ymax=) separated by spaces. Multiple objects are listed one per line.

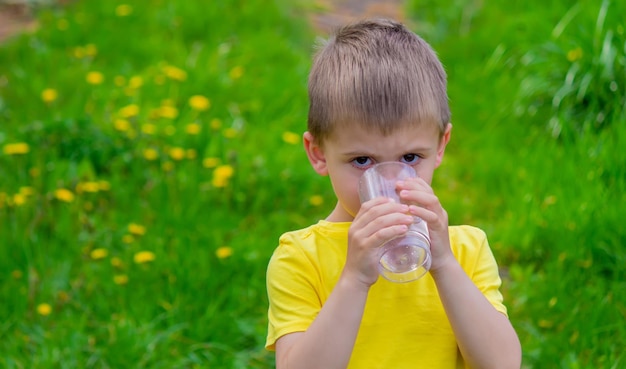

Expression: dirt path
xmin=0 ymin=0 xmax=404 ymax=42
xmin=309 ymin=0 xmax=405 ymax=34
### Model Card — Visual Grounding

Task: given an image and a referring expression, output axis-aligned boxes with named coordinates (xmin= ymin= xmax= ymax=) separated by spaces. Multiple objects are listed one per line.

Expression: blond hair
xmin=307 ymin=19 xmax=450 ymax=143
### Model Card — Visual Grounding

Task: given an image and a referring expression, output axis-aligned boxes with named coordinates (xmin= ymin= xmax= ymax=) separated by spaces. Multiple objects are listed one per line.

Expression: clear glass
xmin=358 ymin=162 xmax=431 ymax=283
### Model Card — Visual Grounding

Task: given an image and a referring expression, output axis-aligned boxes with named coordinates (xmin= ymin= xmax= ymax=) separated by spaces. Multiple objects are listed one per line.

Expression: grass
xmin=0 ymin=0 xmax=624 ymax=368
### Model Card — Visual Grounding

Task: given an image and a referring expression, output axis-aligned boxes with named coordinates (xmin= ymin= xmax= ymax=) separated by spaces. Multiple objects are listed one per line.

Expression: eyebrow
xmin=340 ymin=146 xmax=434 ymax=157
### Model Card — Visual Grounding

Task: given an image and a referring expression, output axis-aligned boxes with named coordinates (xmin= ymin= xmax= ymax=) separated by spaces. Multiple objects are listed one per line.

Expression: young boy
xmin=265 ymin=18 xmax=521 ymax=369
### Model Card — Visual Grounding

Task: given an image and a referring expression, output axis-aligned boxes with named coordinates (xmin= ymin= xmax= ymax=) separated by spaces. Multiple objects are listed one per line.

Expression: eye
xmin=351 ymin=156 xmax=373 ymax=169
xmin=401 ymin=154 xmax=420 ymax=165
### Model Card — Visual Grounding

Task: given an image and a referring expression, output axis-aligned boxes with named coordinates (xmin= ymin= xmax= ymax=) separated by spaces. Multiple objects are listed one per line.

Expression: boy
xmin=265 ymin=18 xmax=521 ymax=369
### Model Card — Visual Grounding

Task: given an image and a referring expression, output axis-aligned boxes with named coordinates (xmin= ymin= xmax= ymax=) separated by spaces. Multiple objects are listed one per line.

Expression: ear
xmin=434 ymin=123 xmax=452 ymax=168
xmin=303 ymin=131 xmax=329 ymax=176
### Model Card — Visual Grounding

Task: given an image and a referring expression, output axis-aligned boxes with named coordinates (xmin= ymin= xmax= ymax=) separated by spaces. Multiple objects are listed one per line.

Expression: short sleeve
xmin=265 ymin=233 xmax=323 ymax=350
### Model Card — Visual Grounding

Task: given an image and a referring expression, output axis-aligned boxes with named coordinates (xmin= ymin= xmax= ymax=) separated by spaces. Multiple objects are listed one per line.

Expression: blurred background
xmin=0 ymin=0 xmax=624 ymax=368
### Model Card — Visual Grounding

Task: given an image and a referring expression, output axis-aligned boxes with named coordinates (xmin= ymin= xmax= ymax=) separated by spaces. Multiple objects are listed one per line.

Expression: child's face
xmin=305 ymin=122 xmax=451 ymax=222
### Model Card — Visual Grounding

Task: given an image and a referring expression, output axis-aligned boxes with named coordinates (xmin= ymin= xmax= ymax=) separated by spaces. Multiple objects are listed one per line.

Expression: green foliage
xmin=409 ymin=0 xmax=626 ymax=367
xmin=1 ymin=0 xmax=624 ymax=368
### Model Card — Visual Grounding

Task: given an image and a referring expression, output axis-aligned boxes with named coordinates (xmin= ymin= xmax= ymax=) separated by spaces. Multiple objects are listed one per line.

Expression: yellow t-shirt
xmin=266 ymin=220 xmax=507 ymax=369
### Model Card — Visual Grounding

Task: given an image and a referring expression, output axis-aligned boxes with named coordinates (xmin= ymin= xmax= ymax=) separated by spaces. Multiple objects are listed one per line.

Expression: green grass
xmin=1 ymin=0 xmax=624 ymax=368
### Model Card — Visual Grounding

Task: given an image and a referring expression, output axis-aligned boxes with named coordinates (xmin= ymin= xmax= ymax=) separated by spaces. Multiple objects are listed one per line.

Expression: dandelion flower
xmin=37 ymin=303 xmax=52 ymax=316
xmin=163 ymin=65 xmax=187 ymax=81
xmin=84 ymin=44 xmax=98 ymax=57
xmin=76 ymin=181 xmax=100 ymax=193
xmin=216 ymin=246 xmax=233 ymax=259
xmin=115 ymin=4 xmax=133 ymax=17
xmin=185 ymin=123 xmax=201 ymax=135
xmin=282 ymin=131 xmax=300 ymax=145
xmin=118 ymin=104 xmax=140 ymax=118
xmin=212 ymin=165 xmax=234 ymax=188
xmin=54 ymin=188 xmax=75 ymax=203
xmin=134 ymin=251 xmax=156 ymax=264
xmin=90 ymin=248 xmax=108 ymax=260
xmin=202 ymin=157 xmax=220 ymax=168
xmin=41 ymin=88 xmax=58 ymax=103
xmin=3 ymin=142 xmax=30 ymax=155
xmin=113 ymin=274 xmax=129 ymax=285
xmin=12 ymin=193 xmax=26 ymax=206
xmin=122 ymin=234 xmax=134 ymax=244
xmin=223 ymin=128 xmax=237 ymax=138
xmin=114 ymin=119 xmax=130 ymax=132
xmin=19 ymin=187 xmax=34 ymax=196
xmin=210 ymin=118 xmax=222 ymax=130
xmin=128 ymin=223 xmax=146 ymax=236
xmin=229 ymin=66 xmax=244 ymax=80
xmin=309 ymin=195 xmax=324 ymax=206
xmin=168 ymin=147 xmax=185 ymax=161
xmin=188 ymin=95 xmax=211 ymax=111
xmin=128 ymin=76 xmax=143 ymax=89
xmin=141 ymin=123 xmax=157 ymax=135
xmin=110 ymin=257 xmax=123 ymax=268
xmin=143 ymin=148 xmax=159 ymax=161
xmin=86 ymin=71 xmax=104 ymax=85
xmin=566 ymin=47 xmax=583 ymax=62
xmin=157 ymin=106 xmax=179 ymax=119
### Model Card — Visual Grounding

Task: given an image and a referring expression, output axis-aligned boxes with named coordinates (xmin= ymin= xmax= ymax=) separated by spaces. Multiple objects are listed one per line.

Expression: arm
xmin=399 ymin=178 xmax=522 ymax=369
xmin=275 ymin=198 xmax=414 ymax=369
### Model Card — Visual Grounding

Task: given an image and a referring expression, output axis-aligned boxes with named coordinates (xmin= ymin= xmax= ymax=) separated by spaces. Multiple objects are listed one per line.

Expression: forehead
xmin=324 ymin=122 xmax=441 ymax=154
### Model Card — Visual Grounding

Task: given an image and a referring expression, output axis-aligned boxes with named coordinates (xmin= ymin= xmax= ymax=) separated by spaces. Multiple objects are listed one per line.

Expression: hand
xmin=345 ymin=197 xmax=414 ymax=288
xmin=397 ymin=177 xmax=456 ymax=272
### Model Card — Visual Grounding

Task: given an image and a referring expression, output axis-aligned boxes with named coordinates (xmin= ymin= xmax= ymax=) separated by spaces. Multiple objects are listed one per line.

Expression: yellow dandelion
xmin=86 ymin=71 xmax=104 ymax=85
xmin=143 ymin=148 xmax=159 ymax=161
xmin=122 ymin=234 xmax=134 ymax=244
xmin=185 ymin=123 xmax=201 ymax=135
xmin=212 ymin=165 xmax=234 ymax=188
xmin=41 ymin=88 xmax=58 ymax=103
xmin=216 ymin=246 xmax=233 ymax=259
xmin=141 ymin=123 xmax=157 ymax=135
xmin=229 ymin=66 xmax=244 ymax=80
xmin=19 ymin=187 xmax=34 ymax=196
xmin=210 ymin=118 xmax=222 ymax=130
xmin=282 ymin=131 xmax=300 ymax=145
xmin=157 ymin=106 xmax=179 ymax=119
xmin=113 ymin=274 xmax=129 ymax=285
xmin=90 ymin=248 xmax=108 ymax=260
xmin=168 ymin=147 xmax=185 ymax=161
xmin=128 ymin=223 xmax=146 ymax=236
xmin=567 ymin=47 xmax=583 ymax=62
xmin=128 ymin=76 xmax=143 ymax=89
xmin=110 ymin=257 xmax=123 ymax=268
xmin=203 ymin=157 xmax=220 ymax=168
xmin=73 ymin=46 xmax=85 ymax=58
xmin=162 ymin=161 xmax=175 ymax=172
xmin=134 ymin=250 xmax=156 ymax=264
xmin=188 ymin=95 xmax=211 ymax=111
xmin=115 ymin=4 xmax=133 ymax=17
xmin=163 ymin=65 xmax=187 ymax=81
xmin=54 ymin=188 xmax=75 ymax=203
xmin=84 ymin=43 xmax=97 ymax=57
xmin=223 ymin=128 xmax=237 ymax=138
xmin=309 ymin=195 xmax=324 ymax=206
xmin=37 ymin=303 xmax=52 ymax=316
xmin=3 ymin=142 xmax=30 ymax=155
xmin=114 ymin=119 xmax=130 ymax=132
xmin=118 ymin=104 xmax=140 ymax=118
xmin=76 ymin=181 xmax=100 ymax=193
xmin=13 ymin=193 xmax=26 ymax=206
